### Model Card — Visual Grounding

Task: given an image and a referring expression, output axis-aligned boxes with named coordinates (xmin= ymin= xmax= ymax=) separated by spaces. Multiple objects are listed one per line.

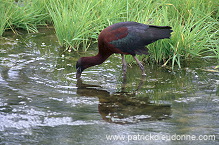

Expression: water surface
xmin=0 ymin=29 xmax=218 ymax=144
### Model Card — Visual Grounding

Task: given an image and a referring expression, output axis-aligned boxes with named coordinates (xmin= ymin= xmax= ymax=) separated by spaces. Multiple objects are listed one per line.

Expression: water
xmin=0 ymin=29 xmax=218 ymax=145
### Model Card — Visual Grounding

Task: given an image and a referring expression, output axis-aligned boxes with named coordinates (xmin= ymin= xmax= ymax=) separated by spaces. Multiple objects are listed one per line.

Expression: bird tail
xmin=148 ymin=25 xmax=173 ymax=40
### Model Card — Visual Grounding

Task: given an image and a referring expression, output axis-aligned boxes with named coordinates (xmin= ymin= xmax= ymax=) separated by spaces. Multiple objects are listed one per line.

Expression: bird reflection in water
xmin=76 ymin=78 xmax=171 ymax=124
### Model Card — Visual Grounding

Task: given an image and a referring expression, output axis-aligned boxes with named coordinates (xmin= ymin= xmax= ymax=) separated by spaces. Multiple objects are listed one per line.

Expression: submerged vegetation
xmin=0 ymin=0 xmax=218 ymax=67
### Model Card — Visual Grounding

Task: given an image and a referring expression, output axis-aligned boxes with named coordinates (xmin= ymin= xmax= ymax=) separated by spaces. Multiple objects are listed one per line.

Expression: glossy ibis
xmin=76 ymin=21 xmax=173 ymax=78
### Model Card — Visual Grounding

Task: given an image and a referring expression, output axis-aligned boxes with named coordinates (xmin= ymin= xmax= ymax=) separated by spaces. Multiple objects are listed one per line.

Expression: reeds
xmin=0 ymin=0 xmax=218 ymax=67
xmin=0 ymin=0 xmax=13 ymax=36
xmin=47 ymin=0 xmax=127 ymax=51
xmin=0 ymin=0 xmax=48 ymax=35
xmin=126 ymin=0 xmax=219 ymax=67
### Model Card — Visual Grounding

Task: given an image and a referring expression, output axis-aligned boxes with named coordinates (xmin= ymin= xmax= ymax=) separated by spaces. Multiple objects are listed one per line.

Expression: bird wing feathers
xmin=107 ymin=22 xmax=172 ymax=55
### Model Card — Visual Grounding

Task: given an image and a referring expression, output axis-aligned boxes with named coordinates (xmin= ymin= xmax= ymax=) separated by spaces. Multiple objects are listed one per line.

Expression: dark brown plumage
xmin=76 ymin=21 xmax=173 ymax=78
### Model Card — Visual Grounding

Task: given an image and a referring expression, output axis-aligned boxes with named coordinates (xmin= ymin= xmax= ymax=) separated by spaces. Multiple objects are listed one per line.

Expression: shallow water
xmin=0 ymin=29 xmax=218 ymax=145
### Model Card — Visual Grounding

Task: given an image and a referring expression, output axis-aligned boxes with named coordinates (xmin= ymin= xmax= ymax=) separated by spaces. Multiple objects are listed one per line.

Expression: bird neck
xmin=82 ymin=52 xmax=112 ymax=69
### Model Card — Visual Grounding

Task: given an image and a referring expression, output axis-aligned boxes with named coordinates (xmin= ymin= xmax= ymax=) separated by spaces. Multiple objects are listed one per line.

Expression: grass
xmin=125 ymin=0 xmax=219 ymax=67
xmin=0 ymin=0 xmax=48 ymax=35
xmin=0 ymin=0 xmax=218 ymax=67
xmin=0 ymin=1 xmax=13 ymax=36
xmin=47 ymin=0 xmax=126 ymax=51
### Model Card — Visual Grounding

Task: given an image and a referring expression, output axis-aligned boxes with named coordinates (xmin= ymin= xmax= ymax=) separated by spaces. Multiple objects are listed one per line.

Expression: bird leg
xmin=121 ymin=54 xmax=127 ymax=76
xmin=133 ymin=55 xmax=146 ymax=76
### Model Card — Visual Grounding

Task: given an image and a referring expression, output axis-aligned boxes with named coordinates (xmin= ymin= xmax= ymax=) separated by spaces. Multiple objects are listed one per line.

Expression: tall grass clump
xmin=161 ymin=0 xmax=219 ymax=67
xmin=0 ymin=0 xmax=49 ymax=36
xmin=47 ymin=0 xmax=97 ymax=51
xmin=47 ymin=0 xmax=126 ymax=51
xmin=125 ymin=0 xmax=218 ymax=67
xmin=0 ymin=1 xmax=13 ymax=36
